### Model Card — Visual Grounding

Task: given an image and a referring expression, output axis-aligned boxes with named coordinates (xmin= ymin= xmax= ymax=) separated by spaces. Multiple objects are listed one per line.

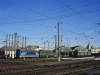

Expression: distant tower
xmin=87 ymin=42 xmax=91 ymax=49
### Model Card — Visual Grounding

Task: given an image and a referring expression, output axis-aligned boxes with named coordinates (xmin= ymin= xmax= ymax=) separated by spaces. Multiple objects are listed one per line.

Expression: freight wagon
xmin=16 ymin=50 xmax=55 ymax=58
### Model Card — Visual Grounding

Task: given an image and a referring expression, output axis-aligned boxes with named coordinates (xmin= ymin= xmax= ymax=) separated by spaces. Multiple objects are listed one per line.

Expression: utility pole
xmin=55 ymin=35 xmax=57 ymax=53
xmin=6 ymin=34 xmax=8 ymax=56
xmin=14 ymin=33 xmax=17 ymax=51
xmin=43 ymin=42 xmax=46 ymax=50
xmin=19 ymin=36 xmax=23 ymax=49
xmin=9 ymin=34 xmax=11 ymax=58
xmin=58 ymin=22 xmax=62 ymax=62
xmin=47 ymin=41 xmax=50 ymax=50
xmin=11 ymin=35 xmax=13 ymax=59
xmin=25 ymin=37 xmax=26 ymax=49
xmin=22 ymin=37 xmax=24 ymax=49
xmin=60 ymin=35 xmax=63 ymax=52
xmin=14 ymin=32 xmax=17 ymax=58
xmin=17 ymin=35 xmax=19 ymax=50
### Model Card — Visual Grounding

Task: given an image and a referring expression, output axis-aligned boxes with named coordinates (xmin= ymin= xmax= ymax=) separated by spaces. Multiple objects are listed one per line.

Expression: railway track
xmin=0 ymin=59 xmax=100 ymax=75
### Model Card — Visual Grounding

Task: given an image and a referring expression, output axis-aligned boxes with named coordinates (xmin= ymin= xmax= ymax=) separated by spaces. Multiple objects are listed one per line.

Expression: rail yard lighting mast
xmin=58 ymin=22 xmax=62 ymax=62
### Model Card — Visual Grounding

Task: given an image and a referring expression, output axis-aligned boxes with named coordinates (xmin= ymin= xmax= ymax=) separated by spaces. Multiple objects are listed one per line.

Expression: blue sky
xmin=0 ymin=0 xmax=100 ymax=49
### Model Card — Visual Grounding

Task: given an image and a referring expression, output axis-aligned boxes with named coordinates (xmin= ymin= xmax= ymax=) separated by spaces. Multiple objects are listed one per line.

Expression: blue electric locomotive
xmin=16 ymin=50 xmax=39 ymax=58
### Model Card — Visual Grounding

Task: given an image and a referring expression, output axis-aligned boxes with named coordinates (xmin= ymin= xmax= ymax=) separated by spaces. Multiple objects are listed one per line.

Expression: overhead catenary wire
xmin=0 ymin=7 xmax=99 ymax=37
xmin=3 ymin=0 xmax=99 ymax=23
xmin=2 ymin=0 xmax=99 ymax=25
xmin=2 ymin=0 xmax=98 ymax=30
xmin=0 ymin=0 xmax=100 ymax=47
xmin=0 ymin=8 xmax=99 ymax=39
xmin=58 ymin=0 xmax=98 ymax=25
xmin=36 ymin=0 xmax=88 ymax=14
xmin=0 ymin=25 xmax=57 ymax=40
xmin=0 ymin=0 xmax=99 ymax=34
xmin=57 ymin=0 xmax=100 ymax=34
xmin=57 ymin=0 xmax=100 ymax=39
xmin=0 ymin=6 xmax=100 ymax=25
xmin=2 ymin=0 xmax=88 ymax=17
xmin=41 ymin=1 xmax=100 ymax=18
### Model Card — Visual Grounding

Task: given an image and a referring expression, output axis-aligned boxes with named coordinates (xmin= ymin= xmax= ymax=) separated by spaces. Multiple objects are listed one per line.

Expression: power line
xmin=0 ymin=7 xmax=99 ymax=36
xmin=0 ymin=25 xmax=57 ymax=38
xmin=1 ymin=2 xmax=100 ymax=22
xmin=58 ymin=0 xmax=97 ymax=26
xmin=39 ymin=0 xmax=88 ymax=14
xmin=0 ymin=6 xmax=100 ymax=24
xmin=2 ymin=0 xmax=99 ymax=24
xmin=2 ymin=0 xmax=98 ymax=30
xmin=1 ymin=0 xmax=100 ymax=33
xmin=2 ymin=0 xmax=88 ymax=17
xmin=1 ymin=0 xmax=99 ymax=42
xmin=57 ymin=0 xmax=100 ymax=37
xmin=42 ymin=1 xmax=100 ymax=18
xmin=3 ymin=0 xmax=48 ymax=17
